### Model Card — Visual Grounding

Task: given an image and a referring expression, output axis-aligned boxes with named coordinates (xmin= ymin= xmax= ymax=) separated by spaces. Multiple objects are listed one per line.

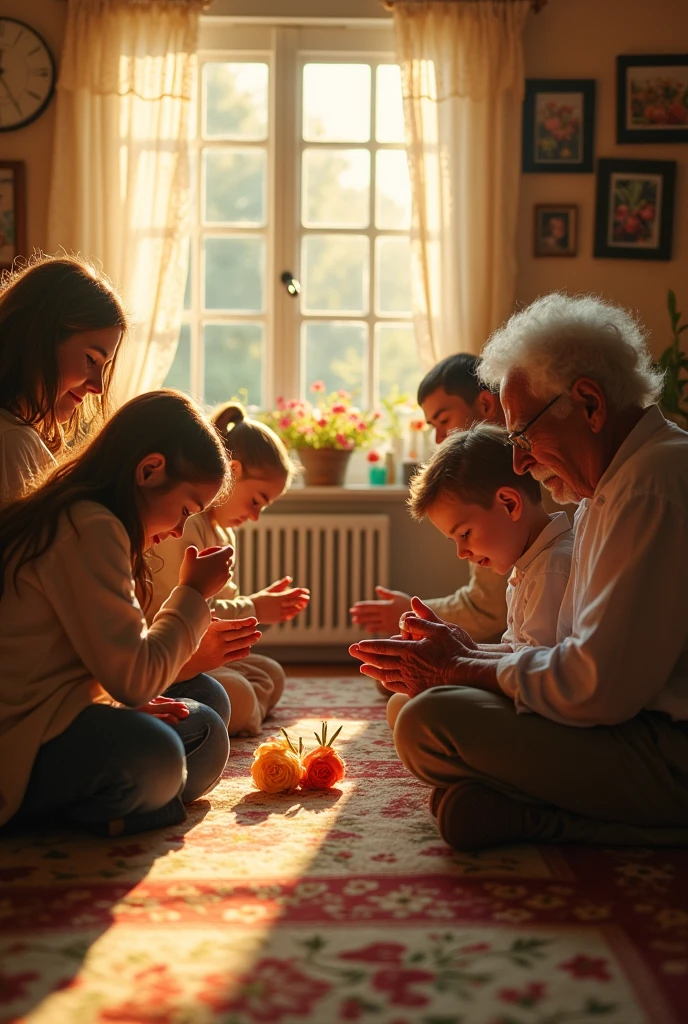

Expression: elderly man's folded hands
xmin=349 ymin=597 xmax=484 ymax=696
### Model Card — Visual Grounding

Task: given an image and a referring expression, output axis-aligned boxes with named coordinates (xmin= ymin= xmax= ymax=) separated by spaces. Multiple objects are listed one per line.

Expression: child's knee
xmin=386 ymin=692 xmax=411 ymax=731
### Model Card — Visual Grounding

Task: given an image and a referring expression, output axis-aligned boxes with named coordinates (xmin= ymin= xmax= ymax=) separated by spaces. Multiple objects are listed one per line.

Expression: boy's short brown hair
xmin=408 ymin=423 xmax=542 ymax=521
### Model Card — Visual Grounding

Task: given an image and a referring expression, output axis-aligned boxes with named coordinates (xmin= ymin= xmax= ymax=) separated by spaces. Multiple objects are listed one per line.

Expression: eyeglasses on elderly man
xmin=505 ymin=392 xmax=564 ymax=452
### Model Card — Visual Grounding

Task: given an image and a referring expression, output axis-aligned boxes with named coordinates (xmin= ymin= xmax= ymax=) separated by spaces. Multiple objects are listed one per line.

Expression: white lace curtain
xmin=390 ymin=0 xmax=531 ymax=364
xmin=48 ymin=0 xmax=205 ymax=403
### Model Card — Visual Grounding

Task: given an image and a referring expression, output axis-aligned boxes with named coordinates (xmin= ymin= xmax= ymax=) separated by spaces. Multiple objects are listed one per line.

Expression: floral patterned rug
xmin=1 ymin=670 xmax=688 ymax=1024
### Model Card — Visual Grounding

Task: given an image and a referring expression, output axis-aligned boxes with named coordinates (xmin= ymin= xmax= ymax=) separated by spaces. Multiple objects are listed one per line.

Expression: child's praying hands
xmin=251 ymin=576 xmax=311 ymax=624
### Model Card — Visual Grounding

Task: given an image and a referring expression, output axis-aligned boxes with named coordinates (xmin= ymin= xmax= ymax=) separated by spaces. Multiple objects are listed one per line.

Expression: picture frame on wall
xmin=594 ymin=158 xmax=676 ymax=261
xmin=533 ymin=204 xmax=578 ymax=257
xmin=522 ymin=79 xmax=596 ymax=173
xmin=0 ymin=161 xmax=26 ymax=272
xmin=617 ymin=54 xmax=688 ymax=144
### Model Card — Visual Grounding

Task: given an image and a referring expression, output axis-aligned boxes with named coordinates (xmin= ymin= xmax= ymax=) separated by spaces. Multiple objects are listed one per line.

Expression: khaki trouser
xmin=210 ymin=653 xmax=285 ymax=737
xmin=393 ymin=686 xmax=688 ymax=845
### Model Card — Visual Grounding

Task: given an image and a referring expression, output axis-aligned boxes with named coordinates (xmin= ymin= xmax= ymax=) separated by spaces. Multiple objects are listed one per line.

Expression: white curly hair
xmin=478 ymin=293 xmax=663 ymax=410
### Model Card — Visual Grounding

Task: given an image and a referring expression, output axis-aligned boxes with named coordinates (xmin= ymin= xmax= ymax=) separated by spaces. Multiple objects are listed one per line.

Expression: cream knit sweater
xmin=0 ymin=501 xmax=210 ymax=826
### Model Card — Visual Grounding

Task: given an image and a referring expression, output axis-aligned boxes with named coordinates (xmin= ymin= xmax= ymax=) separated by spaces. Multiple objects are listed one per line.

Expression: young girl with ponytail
xmin=149 ymin=402 xmax=309 ymax=737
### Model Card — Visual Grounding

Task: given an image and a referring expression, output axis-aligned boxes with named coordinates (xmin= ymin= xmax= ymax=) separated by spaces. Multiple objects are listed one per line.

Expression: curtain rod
xmin=382 ymin=0 xmax=547 ymax=10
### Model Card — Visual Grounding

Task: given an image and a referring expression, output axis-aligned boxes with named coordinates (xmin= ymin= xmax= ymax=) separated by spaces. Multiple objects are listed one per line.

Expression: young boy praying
xmin=386 ymin=423 xmax=573 ymax=728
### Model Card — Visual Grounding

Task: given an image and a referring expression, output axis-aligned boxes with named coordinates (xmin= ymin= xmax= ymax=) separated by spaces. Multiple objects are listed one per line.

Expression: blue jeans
xmin=17 ymin=674 xmax=230 ymax=836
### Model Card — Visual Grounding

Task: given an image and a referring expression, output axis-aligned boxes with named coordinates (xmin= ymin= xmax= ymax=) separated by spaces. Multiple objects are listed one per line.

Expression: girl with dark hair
xmin=0 ymin=253 xmax=126 ymax=507
xmin=0 ymin=390 xmax=258 ymax=836
xmin=148 ymin=401 xmax=309 ymax=737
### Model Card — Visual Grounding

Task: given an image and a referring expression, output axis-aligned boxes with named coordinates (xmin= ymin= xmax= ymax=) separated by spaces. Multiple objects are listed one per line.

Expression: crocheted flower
xmin=250 ymin=737 xmax=304 ymax=794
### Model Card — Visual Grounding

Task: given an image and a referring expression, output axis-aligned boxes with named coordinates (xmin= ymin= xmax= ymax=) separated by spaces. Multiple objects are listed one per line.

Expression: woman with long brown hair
xmin=0 ymin=253 xmax=126 ymax=508
xmin=0 ymin=390 xmax=259 ymax=836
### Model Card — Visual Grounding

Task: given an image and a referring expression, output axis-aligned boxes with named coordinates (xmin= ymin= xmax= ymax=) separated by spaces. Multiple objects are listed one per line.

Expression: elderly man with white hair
xmin=350 ymin=292 xmax=688 ymax=851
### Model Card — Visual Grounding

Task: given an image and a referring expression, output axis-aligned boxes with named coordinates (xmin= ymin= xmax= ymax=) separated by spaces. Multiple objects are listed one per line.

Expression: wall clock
xmin=0 ymin=17 xmax=56 ymax=133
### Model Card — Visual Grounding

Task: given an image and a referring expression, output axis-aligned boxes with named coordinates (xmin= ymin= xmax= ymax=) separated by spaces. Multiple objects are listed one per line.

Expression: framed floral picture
xmin=617 ymin=54 xmax=688 ymax=144
xmin=533 ymin=204 xmax=578 ymax=257
xmin=594 ymin=159 xmax=676 ymax=260
xmin=522 ymin=79 xmax=595 ymax=173
xmin=0 ymin=161 xmax=26 ymax=272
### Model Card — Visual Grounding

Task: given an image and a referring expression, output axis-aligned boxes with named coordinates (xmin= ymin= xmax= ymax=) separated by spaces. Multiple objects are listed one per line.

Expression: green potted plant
xmin=657 ymin=290 xmax=688 ymax=429
xmin=262 ymin=382 xmax=381 ymax=486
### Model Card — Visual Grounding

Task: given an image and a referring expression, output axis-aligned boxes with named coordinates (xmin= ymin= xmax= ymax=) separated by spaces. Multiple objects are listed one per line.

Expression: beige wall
xmin=1 ymin=1 xmax=67 ymax=255
xmin=518 ymin=0 xmax=688 ymax=355
xmin=4 ymin=0 xmax=686 ymax=354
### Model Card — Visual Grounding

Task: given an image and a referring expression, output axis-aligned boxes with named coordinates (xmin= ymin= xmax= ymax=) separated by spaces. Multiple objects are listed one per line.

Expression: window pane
xmin=204 ymin=237 xmax=264 ymax=311
xmin=303 ymin=64 xmax=371 ymax=142
xmin=302 ymin=321 xmax=367 ymax=399
xmin=204 ymin=148 xmax=266 ymax=225
xmin=302 ymin=149 xmax=370 ymax=228
xmin=203 ymin=62 xmax=268 ymax=140
xmin=375 ymin=150 xmax=411 ymax=230
xmin=163 ymin=323 xmax=191 ymax=392
xmin=376 ymin=236 xmax=412 ymax=315
xmin=302 ymin=235 xmax=369 ymax=314
xmin=376 ymin=64 xmax=405 ymax=143
xmin=183 ymin=251 xmax=192 ymax=310
xmin=203 ymin=323 xmax=263 ymax=407
xmin=376 ymin=324 xmax=422 ymax=401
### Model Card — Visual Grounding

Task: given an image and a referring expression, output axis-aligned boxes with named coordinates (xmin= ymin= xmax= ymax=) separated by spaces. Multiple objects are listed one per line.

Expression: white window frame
xmin=185 ymin=19 xmax=412 ymax=410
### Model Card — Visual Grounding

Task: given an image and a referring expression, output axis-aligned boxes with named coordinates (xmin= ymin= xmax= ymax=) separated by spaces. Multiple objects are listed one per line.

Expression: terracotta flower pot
xmin=297 ymin=447 xmax=353 ymax=486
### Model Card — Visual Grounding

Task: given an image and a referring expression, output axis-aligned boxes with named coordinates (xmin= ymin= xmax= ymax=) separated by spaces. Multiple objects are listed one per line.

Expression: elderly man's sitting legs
xmin=393 ymin=687 xmax=688 ymax=850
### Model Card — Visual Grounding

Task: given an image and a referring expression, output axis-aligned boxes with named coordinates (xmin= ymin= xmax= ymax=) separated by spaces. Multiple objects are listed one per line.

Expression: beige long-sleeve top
xmin=0 ymin=408 xmax=56 ymax=509
xmin=148 ymin=511 xmax=255 ymax=623
xmin=497 ymin=406 xmax=688 ymax=726
xmin=502 ymin=511 xmax=573 ymax=651
xmin=426 ymin=562 xmax=508 ymax=643
xmin=0 ymin=501 xmax=210 ymax=826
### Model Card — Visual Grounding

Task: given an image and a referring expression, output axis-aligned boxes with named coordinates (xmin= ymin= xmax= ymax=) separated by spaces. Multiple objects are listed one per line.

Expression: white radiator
xmin=234 ymin=513 xmax=390 ymax=645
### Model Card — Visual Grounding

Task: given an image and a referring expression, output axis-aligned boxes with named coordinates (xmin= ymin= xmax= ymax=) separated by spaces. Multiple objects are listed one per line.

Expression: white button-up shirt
xmin=502 ymin=511 xmax=573 ymax=652
xmin=497 ymin=406 xmax=688 ymax=726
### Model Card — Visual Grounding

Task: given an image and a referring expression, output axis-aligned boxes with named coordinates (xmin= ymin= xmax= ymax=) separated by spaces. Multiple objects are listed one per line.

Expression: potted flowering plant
xmin=262 ymin=381 xmax=382 ymax=486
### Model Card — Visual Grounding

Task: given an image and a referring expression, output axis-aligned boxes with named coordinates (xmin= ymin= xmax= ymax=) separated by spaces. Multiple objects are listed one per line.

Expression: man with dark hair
xmin=350 ymin=353 xmax=509 ymax=643
xmin=417 ymin=353 xmax=504 ymax=444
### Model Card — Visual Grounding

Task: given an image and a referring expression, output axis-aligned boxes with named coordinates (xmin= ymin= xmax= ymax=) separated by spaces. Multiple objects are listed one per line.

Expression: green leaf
xmin=668 ymin=289 xmax=677 ymax=318
xmin=302 ymin=935 xmax=326 ymax=953
xmin=678 ymin=323 xmax=688 ymax=335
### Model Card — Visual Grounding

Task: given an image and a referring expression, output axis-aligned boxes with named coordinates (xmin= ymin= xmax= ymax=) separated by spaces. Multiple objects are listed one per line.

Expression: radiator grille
xmin=234 ymin=513 xmax=390 ymax=645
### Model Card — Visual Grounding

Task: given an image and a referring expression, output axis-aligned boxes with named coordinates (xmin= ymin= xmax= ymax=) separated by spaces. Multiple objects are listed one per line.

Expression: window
xmin=165 ymin=23 xmax=422 ymax=411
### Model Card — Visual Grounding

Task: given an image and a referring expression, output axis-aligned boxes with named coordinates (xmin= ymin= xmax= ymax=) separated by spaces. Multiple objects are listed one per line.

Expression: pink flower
xmin=499 ymin=981 xmax=547 ymax=1006
xmin=310 ymin=380 xmax=326 ymax=393
xmin=372 ymin=968 xmax=434 ymax=1007
xmin=279 ymin=416 xmax=291 ymax=429
xmin=276 ymin=396 xmax=286 ymax=410
xmin=357 ymin=421 xmax=368 ymax=431
xmin=558 ymin=955 xmax=612 ymax=981
xmin=336 ymin=433 xmax=353 ymax=448
xmin=373 ymin=410 xmax=383 ymax=419
xmin=337 ymin=389 xmax=351 ymax=399
xmin=340 ymin=943 xmax=406 ymax=965
xmin=332 ymin=403 xmax=347 ymax=414
xmin=349 ymin=412 xmax=359 ymax=422
xmin=367 ymin=451 xmax=381 ymax=462
xmin=199 ymin=959 xmax=331 ymax=1021
xmin=288 ymin=399 xmax=301 ymax=409
xmin=410 ymin=419 xmax=426 ymax=432
xmin=317 ymin=418 xmax=328 ymax=428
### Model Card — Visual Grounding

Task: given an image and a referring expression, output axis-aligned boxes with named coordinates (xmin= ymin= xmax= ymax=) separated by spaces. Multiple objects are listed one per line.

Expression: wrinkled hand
xmin=180 ymin=616 xmax=262 ymax=678
xmin=136 ymin=695 xmax=190 ymax=725
xmin=349 ymin=586 xmax=412 ymax=635
xmin=399 ymin=597 xmax=478 ymax=650
xmin=251 ymin=576 xmax=310 ymax=623
xmin=349 ymin=597 xmax=475 ymax=696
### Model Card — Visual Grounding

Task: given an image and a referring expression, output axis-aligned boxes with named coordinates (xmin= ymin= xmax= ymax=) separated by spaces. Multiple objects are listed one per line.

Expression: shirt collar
xmin=513 ymin=511 xmax=571 ymax=573
xmin=594 ymin=405 xmax=667 ymax=497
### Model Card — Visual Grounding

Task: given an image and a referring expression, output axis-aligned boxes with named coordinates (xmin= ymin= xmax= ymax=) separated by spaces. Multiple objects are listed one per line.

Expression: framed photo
xmin=594 ymin=158 xmax=676 ymax=260
xmin=617 ymin=54 xmax=688 ymax=144
xmin=0 ymin=161 xmax=26 ymax=272
xmin=522 ymin=79 xmax=595 ymax=173
xmin=533 ymin=204 xmax=578 ymax=257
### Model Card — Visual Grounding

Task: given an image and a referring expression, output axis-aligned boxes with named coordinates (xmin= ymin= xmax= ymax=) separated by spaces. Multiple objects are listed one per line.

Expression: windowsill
xmin=274 ymin=483 xmax=409 ymax=504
